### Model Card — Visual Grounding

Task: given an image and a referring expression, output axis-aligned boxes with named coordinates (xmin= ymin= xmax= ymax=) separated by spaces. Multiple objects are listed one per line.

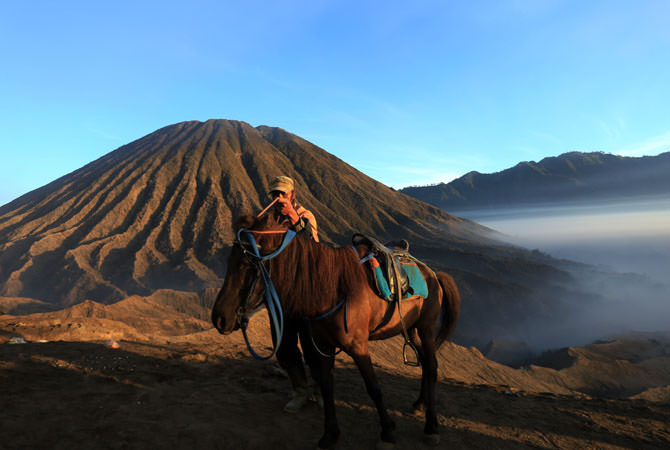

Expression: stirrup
xmin=402 ymin=341 xmax=421 ymax=367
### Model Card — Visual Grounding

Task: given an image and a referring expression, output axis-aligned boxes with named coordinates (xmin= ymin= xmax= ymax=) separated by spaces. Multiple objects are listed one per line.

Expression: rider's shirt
xmin=294 ymin=206 xmax=318 ymax=242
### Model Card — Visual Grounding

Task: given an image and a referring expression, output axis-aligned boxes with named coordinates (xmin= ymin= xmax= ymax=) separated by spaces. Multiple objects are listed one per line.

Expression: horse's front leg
xmin=350 ymin=344 xmax=396 ymax=447
xmin=317 ymin=350 xmax=339 ymax=449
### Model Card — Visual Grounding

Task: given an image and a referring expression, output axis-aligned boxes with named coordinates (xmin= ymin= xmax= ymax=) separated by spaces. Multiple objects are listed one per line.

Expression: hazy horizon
xmin=454 ymin=196 xmax=670 ymax=350
xmin=456 ymin=196 xmax=670 ymax=282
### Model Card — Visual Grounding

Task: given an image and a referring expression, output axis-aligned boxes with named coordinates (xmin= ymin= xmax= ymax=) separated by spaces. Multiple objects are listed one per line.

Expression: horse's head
xmin=211 ymin=213 xmax=289 ymax=334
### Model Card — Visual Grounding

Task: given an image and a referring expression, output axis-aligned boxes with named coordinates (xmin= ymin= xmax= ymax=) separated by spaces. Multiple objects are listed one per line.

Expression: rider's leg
xmin=276 ymin=318 xmax=310 ymax=412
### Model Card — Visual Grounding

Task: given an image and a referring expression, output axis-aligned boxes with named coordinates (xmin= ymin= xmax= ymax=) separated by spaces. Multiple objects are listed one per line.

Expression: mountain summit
xmin=0 ymin=119 xmax=486 ymax=307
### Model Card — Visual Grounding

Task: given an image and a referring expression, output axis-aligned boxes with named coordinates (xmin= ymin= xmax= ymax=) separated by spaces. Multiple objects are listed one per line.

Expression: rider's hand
xmin=276 ymin=196 xmax=300 ymax=225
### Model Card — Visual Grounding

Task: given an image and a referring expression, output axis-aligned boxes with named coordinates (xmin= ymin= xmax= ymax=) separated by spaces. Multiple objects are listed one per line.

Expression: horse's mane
xmin=235 ymin=213 xmax=368 ymax=317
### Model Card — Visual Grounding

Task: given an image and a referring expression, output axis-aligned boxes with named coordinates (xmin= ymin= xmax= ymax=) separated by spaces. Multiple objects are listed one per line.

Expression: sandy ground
xmin=2 ymin=335 xmax=670 ymax=450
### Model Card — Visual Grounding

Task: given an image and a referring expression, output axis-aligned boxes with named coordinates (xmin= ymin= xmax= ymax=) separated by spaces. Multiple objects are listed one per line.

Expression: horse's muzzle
xmin=213 ymin=316 xmax=228 ymax=335
xmin=213 ymin=315 xmax=239 ymax=335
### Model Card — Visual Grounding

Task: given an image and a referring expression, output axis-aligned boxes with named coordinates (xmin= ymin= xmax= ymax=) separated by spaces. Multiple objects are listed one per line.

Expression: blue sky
xmin=2 ymin=0 xmax=670 ymax=206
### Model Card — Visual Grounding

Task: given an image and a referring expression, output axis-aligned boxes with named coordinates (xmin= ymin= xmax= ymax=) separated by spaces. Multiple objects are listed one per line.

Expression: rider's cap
xmin=268 ymin=176 xmax=295 ymax=195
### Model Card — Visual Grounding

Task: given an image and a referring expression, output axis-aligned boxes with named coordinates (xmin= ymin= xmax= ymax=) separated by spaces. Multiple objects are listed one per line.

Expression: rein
xmin=236 ymin=227 xmax=296 ymax=360
xmin=237 ymin=226 xmax=350 ymax=361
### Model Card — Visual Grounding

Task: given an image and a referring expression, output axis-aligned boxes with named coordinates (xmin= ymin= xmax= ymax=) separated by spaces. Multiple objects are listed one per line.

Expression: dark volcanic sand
xmin=2 ymin=339 xmax=669 ymax=450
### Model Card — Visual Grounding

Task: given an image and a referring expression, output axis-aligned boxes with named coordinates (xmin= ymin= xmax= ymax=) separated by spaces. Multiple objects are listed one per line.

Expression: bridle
xmin=233 ymin=226 xmax=296 ymax=360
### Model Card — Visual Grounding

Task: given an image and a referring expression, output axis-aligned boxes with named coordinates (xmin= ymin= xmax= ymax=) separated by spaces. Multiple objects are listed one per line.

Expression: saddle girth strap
xmin=371 ymin=300 xmax=397 ymax=334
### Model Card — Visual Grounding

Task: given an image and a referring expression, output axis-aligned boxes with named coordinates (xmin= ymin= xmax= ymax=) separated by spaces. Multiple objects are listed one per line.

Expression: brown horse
xmin=212 ymin=213 xmax=460 ymax=449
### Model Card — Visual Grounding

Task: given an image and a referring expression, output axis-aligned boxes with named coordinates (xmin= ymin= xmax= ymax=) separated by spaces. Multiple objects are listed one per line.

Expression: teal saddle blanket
xmin=372 ymin=259 xmax=428 ymax=300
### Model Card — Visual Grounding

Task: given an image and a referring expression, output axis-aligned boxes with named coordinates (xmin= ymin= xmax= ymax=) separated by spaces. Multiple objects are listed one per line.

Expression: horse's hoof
xmin=375 ymin=440 xmax=395 ymax=450
xmin=424 ymin=434 xmax=440 ymax=446
xmin=412 ymin=401 xmax=425 ymax=413
xmin=317 ymin=441 xmax=335 ymax=450
xmin=317 ymin=431 xmax=339 ymax=449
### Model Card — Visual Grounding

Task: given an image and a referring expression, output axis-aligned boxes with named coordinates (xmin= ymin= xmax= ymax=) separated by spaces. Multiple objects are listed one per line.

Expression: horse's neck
xmin=274 ymin=239 xmax=352 ymax=317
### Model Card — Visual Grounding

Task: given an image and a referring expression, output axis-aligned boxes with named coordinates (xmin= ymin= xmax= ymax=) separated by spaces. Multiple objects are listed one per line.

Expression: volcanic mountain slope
xmin=0 ymin=119 xmax=487 ymax=308
xmin=401 ymin=151 xmax=670 ymax=210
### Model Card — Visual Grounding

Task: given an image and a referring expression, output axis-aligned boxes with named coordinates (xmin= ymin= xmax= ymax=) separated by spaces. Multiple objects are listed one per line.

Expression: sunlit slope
xmin=0 ymin=119 xmax=488 ymax=307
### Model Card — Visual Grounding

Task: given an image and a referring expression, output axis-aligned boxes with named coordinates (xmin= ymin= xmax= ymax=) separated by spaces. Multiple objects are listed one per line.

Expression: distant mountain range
xmin=401 ymin=151 xmax=670 ymax=211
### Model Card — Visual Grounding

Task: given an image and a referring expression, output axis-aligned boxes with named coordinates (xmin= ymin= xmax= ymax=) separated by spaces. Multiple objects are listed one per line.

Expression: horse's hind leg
xmin=299 ymin=323 xmax=322 ymax=404
xmin=408 ymin=329 xmax=429 ymax=412
xmin=317 ymin=352 xmax=340 ymax=449
xmin=350 ymin=346 xmax=396 ymax=446
xmin=417 ymin=327 xmax=440 ymax=444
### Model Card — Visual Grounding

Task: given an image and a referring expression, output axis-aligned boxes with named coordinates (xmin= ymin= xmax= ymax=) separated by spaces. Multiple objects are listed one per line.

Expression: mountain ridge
xmin=401 ymin=151 xmax=670 ymax=211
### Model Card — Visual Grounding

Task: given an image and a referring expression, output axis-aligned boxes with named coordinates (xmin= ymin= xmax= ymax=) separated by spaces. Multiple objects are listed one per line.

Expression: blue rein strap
xmin=241 ymin=229 xmax=297 ymax=262
xmin=237 ymin=228 xmax=296 ymax=360
xmin=311 ymin=298 xmax=348 ymax=333
xmin=307 ymin=299 xmax=348 ymax=358
xmin=349 ymin=245 xmax=374 ymax=264
xmin=307 ymin=246 xmax=364 ymax=358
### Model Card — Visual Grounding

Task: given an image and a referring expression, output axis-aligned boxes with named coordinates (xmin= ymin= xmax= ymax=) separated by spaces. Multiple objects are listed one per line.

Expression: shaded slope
xmin=0 ymin=296 xmax=52 ymax=315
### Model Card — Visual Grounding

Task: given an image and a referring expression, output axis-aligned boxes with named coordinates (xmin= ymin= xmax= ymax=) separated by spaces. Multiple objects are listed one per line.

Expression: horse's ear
xmin=234 ymin=215 xmax=255 ymax=232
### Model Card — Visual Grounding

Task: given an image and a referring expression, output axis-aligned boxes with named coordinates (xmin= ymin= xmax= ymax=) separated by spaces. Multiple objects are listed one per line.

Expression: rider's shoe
xmin=284 ymin=388 xmax=310 ymax=413
xmin=312 ymin=391 xmax=324 ymax=409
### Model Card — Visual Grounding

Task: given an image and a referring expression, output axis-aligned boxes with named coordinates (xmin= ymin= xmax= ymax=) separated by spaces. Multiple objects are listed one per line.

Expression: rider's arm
xmin=293 ymin=216 xmax=314 ymax=237
xmin=293 ymin=209 xmax=319 ymax=242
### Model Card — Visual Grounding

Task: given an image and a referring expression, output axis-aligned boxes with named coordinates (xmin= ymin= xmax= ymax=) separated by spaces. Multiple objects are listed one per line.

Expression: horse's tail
xmin=435 ymin=271 xmax=460 ymax=349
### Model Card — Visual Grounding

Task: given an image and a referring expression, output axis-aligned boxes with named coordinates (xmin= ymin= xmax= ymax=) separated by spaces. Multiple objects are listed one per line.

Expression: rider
xmin=267 ymin=175 xmax=320 ymax=412
xmin=269 ymin=176 xmax=318 ymax=243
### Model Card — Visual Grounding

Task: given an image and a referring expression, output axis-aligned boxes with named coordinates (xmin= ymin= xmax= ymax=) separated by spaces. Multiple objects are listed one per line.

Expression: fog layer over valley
xmin=457 ymin=196 xmax=670 ymax=282
xmin=453 ymin=196 xmax=670 ymax=350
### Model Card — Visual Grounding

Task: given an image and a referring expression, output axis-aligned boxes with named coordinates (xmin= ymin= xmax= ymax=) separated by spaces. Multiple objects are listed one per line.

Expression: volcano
xmin=0 ymin=119 xmax=490 ymax=308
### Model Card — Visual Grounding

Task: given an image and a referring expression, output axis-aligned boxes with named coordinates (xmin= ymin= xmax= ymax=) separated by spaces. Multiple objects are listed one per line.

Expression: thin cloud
xmin=616 ymin=132 xmax=670 ymax=157
xmin=357 ymin=161 xmax=462 ymax=188
xmin=597 ymin=118 xmax=622 ymax=142
xmin=88 ymin=127 xmax=124 ymax=141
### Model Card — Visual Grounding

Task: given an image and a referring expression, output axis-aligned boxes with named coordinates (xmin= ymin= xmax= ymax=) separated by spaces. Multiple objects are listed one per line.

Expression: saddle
xmin=352 ymin=234 xmax=421 ymax=300
xmin=352 ymin=233 xmax=428 ymax=363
